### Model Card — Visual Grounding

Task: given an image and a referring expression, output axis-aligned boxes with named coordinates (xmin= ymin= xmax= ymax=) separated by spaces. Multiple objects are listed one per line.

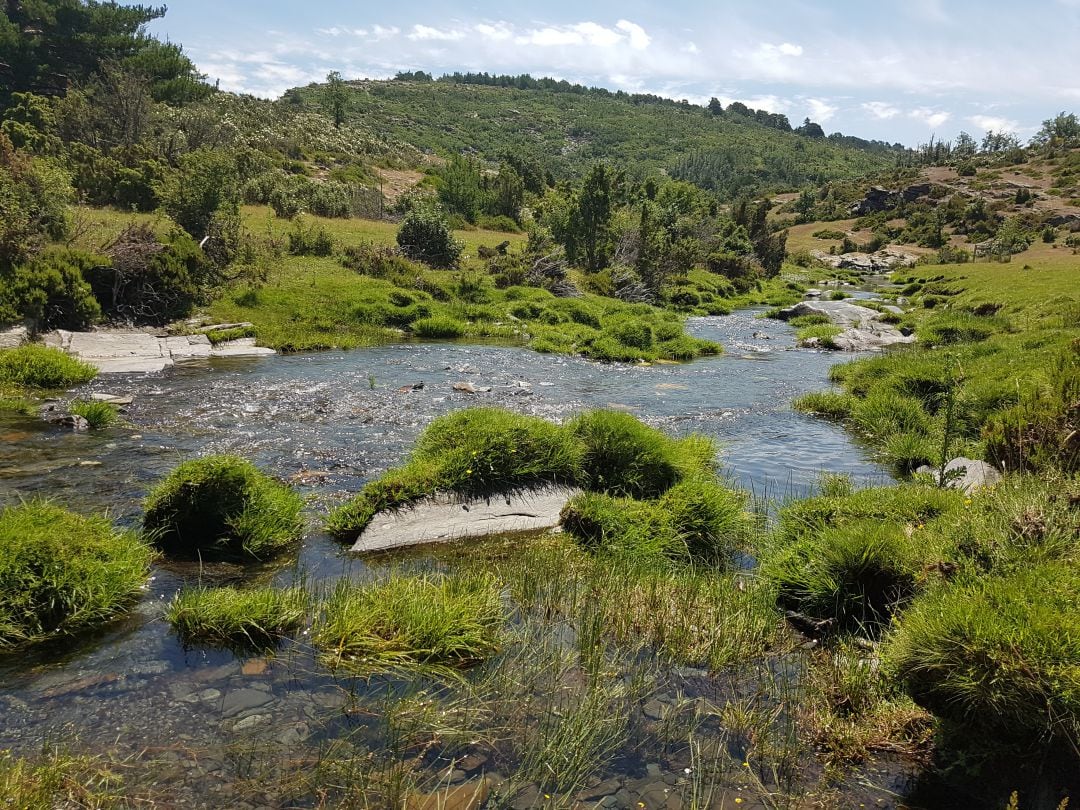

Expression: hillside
xmin=285 ymin=78 xmax=901 ymax=198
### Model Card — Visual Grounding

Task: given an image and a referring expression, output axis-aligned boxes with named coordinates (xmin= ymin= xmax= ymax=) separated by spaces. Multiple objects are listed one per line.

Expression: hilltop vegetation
xmin=287 ymin=75 xmax=900 ymax=198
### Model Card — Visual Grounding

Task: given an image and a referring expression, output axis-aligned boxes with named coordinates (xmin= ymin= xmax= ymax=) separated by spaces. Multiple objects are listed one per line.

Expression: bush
xmin=567 ymin=409 xmax=712 ymax=498
xmin=143 ymin=455 xmax=304 ymax=560
xmin=157 ymin=147 xmax=239 ymax=239
xmin=0 ymin=344 xmax=97 ymax=389
xmin=0 ymin=501 xmax=152 ymax=647
xmin=0 ymin=249 xmax=102 ymax=331
xmin=88 ymin=225 xmax=212 ymax=325
xmin=287 ymin=216 xmax=334 ymax=256
xmin=167 ymin=586 xmax=308 ymax=649
xmin=764 ymin=521 xmax=921 ymax=634
xmin=396 ymin=206 xmax=464 ymax=269
xmin=69 ymin=399 xmax=118 ymax=429
xmin=886 ymin=563 xmax=1080 ymax=746
xmin=410 ymin=315 xmax=466 ymax=338
xmin=313 ymin=572 xmax=503 ymax=670
xmin=603 ymin=316 xmax=654 ymax=350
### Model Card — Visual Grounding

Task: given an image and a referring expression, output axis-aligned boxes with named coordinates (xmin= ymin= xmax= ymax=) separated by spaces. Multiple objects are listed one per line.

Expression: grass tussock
xmin=567 ymin=409 xmax=714 ymax=498
xmin=885 ymin=562 xmax=1080 ymax=747
xmin=560 ymin=478 xmax=747 ymax=563
xmin=313 ymin=572 xmax=504 ymax=671
xmin=0 ymin=345 xmax=97 ymax=389
xmin=0 ymin=748 xmax=125 ymax=810
xmin=69 ymin=399 xmax=118 ymax=429
xmin=143 ymin=455 xmax=303 ymax=561
xmin=0 ymin=501 xmax=152 ymax=648
xmin=166 ymin=585 xmax=309 ymax=649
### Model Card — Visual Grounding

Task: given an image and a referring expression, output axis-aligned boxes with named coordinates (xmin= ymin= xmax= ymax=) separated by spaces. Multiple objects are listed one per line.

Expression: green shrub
xmin=166 ymin=586 xmax=308 ymax=649
xmin=567 ymin=409 xmax=712 ymax=498
xmin=313 ymin=572 xmax=503 ymax=670
xmin=410 ymin=315 xmax=466 ymax=339
xmin=829 ymin=290 xmax=850 ymax=301
xmin=85 ymin=226 xmax=212 ymax=325
xmin=143 ymin=455 xmax=303 ymax=560
xmin=286 ymin=217 xmax=335 ymax=256
xmin=396 ymin=205 xmax=463 ymax=269
xmin=0 ymin=501 xmax=152 ymax=647
xmin=886 ymin=563 xmax=1080 ymax=746
xmin=0 ymin=249 xmax=102 ymax=331
xmin=764 ymin=521 xmax=922 ymax=634
xmin=0 ymin=345 xmax=96 ymax=389
xmin=69 ymin=399 xmax=118 ymax=429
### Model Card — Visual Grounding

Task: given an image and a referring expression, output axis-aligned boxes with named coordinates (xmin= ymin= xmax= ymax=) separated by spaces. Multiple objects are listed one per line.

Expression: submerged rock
xmin=351 ymin=487 xmax=580 ymax=553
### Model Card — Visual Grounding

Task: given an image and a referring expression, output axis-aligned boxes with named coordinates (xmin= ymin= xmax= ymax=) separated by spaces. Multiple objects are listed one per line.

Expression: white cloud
xmin=682 ymin=42 xmax=699 ymax=54
xmin=408 ymin=25 xmax=465 ymax=42
xmin=370 ymin=25 xmax=399 ymax=41
xmin=909 ymin=107 xmax=951 ymax=129
xmin=968 ymin=114 xmax=1019 ymax=133
xmin=807 ymin=98 xmax=837 ymax=122
xmin=616 ymin=20 xmax=651 ymax=50
xmin=862 ymin=101 xmax=900 ymax=119
xmin=475 ymin=22 xmax=513 ymax=41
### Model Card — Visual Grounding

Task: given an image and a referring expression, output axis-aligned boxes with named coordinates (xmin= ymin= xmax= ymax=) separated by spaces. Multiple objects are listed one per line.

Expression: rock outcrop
xmin=812 ymin=249 xmax=919 ymax=273
xmin=351 ymin=487 xmax=579 ymax=553
xmin=777 ymin=300 xmax=915 ymax=352
xmin=916 ymin=458 xmax=1003 ymax=493
xmin=43 ymin=330 xmax=275 ymax=373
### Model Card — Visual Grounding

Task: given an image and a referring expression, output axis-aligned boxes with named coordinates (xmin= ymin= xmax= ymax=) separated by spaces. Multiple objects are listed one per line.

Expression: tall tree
xmin=573 ymin=163 xmax=614 ymax=272
xmin=323 ymin=71 xmax=348 ymax=128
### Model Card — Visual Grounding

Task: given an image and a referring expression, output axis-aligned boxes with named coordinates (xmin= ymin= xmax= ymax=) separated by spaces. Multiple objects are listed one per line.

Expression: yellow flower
xmin=735 ymin=800 xmax=744 ymax=805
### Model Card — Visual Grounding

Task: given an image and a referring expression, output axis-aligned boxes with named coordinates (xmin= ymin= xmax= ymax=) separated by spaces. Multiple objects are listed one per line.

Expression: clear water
xmin=0 ymin=310 xmax=917 ymax=807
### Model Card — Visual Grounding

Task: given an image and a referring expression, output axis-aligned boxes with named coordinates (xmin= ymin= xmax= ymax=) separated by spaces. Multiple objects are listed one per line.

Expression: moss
xmin=0 ymin=345 xmax=97 ymax=389
xmin=143 ymin=455 xmax=303 ymax=560
xmin=0 ymin=501 xmax=152 ymax=648
xmin=166 ymin=585 xmax=309 ymax=649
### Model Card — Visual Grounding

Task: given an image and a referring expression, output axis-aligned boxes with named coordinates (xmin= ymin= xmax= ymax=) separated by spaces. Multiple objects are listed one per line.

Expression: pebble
xmin=232 ymin=713 xmax=271 ymax=732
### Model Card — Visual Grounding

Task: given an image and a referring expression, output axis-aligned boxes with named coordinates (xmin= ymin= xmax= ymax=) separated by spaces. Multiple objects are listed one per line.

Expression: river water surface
xmin=1 ymin=310 xmax=910 ymax=808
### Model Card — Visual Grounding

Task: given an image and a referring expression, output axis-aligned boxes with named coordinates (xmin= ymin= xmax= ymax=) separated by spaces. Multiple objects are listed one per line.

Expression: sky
xmin=143 ymin=0 xmax=1080 ymax=147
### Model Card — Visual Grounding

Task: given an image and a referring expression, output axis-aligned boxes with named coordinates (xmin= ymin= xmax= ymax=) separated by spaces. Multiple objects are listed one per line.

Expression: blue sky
xmin=145 ymin=0 xmax=1080 ymax=146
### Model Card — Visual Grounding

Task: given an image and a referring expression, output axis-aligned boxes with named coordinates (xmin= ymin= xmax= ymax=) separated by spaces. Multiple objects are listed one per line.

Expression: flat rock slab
xmin=0 ymin=325 xmax=29 ymax=349
xmin=46 ymin=331 xmax=275 ymax=373
xmin=352 ymin=487 xmax=580 ymax=553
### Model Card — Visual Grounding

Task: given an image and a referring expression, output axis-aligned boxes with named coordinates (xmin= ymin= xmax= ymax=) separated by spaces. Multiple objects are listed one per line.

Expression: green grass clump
xmin=763 ymin=521 xmax=923 ymax=634
xmin=143 ymin=455 xmax=304 ymax=560
xmin=789 ymin=313 xmax=832 ymax=327
xmin=886 ymin=563 xmax=1080 ymax=746
xmin=166 ymin=585 xmax=308 ymax=649
xmin=0 ymin=748 xmax=125 ymax=809
xmin=777 ymin=482 xmax=963 ymax=543
xmin=918 ymin=311 xmax=1008 ymax=346
xmin=410 ymin=315 xmax=466 ymax=339
xmin=0 ymin=345 xmax=97 ymax=389
xmin=792 ymin=390 xmax=855 ymax=420
xmin=69 ymin=399 xmax=118 ymax=429
xmin=567 ymin=409 xmax=713 ymax=498
xmin=560 ymin=478 xmax=746 ymax=563
xmin=313 ymin=572 xmax=503 ymax=670
xmin=326 ymin=408 xmax=582 ymax=539
xmin=0 ymin=501 xmax=153 ymax=648
xmin=796 ymin=323 xmax=843 ymax=348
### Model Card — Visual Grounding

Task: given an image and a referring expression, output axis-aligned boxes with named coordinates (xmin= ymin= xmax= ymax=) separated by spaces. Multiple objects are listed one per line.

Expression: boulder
xmin=850 ymin=186 xmax=896 ymax=216
xmin=943 ymin=457 xmax=1002 ymax=493
xmin=351 ymin=487 xmax=580 ymax=553
xmin=830 ymin=324 xmax=916 ymax=351
xmin=778 ymin=300 xmax=882 ymax=328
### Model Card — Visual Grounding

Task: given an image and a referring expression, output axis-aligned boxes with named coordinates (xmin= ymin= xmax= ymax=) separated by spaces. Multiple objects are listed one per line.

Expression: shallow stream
xmin=0 ymin=309 xmax=919 ymax=808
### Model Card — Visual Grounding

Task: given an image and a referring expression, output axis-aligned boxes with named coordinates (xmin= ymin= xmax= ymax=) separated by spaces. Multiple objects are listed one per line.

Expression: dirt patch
xmin=375 ymin=168 xmax=425 ymax=206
